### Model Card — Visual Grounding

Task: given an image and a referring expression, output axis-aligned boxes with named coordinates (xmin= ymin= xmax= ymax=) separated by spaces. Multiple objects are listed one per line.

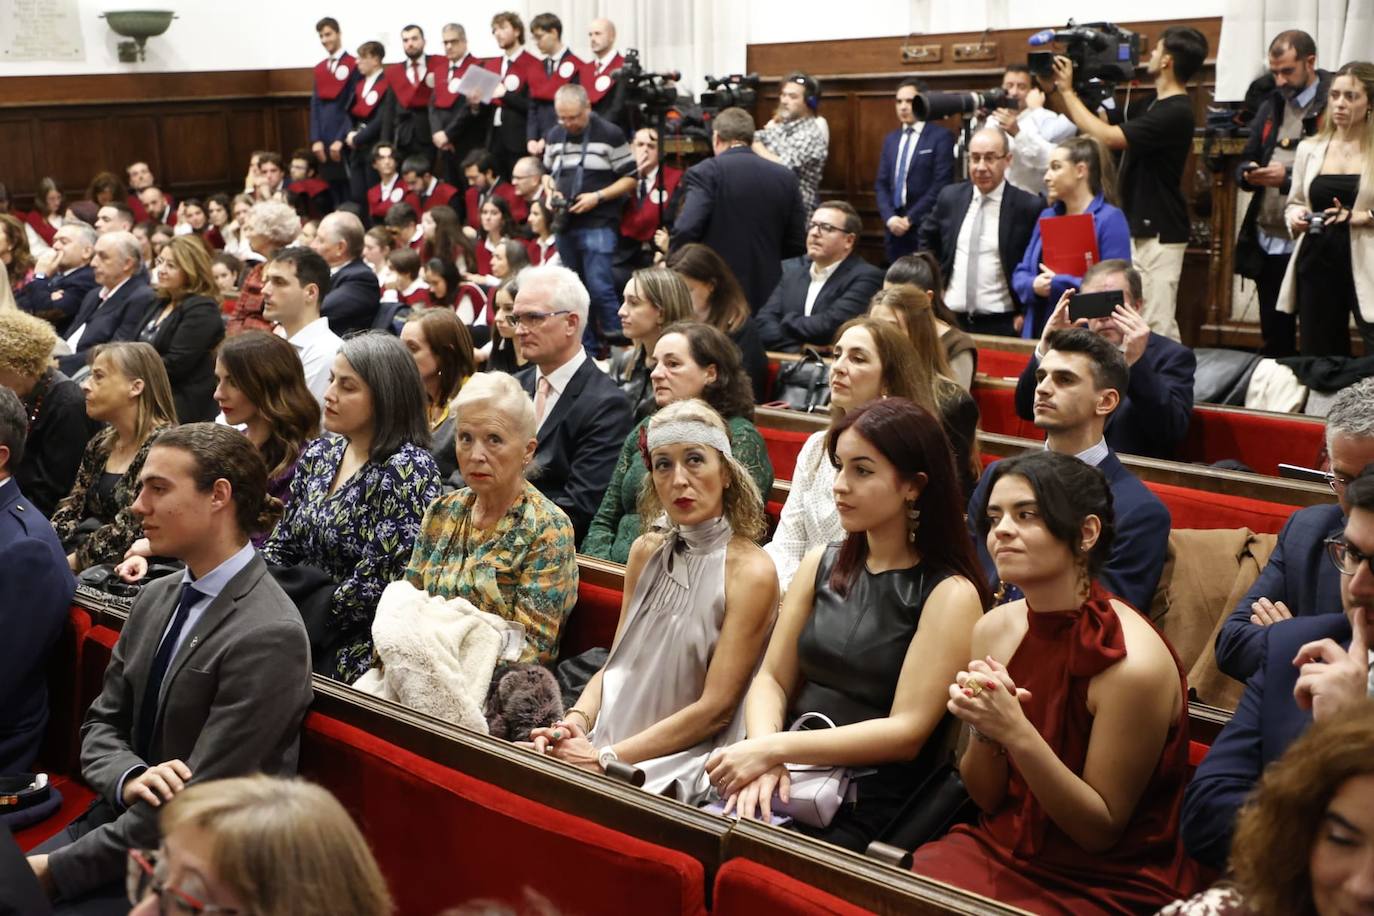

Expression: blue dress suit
xmin=874 ymin=121 xmax=955 ymax=262
xmin=0 ymin=480 xmax=76 ymax=775
xmin=1182 ymin=611 xmax=1353 ymax=870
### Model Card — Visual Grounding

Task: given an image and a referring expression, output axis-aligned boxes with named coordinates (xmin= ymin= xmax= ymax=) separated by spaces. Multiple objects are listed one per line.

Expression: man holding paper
xmin=428 ymin=23 xmax=491 ymax=191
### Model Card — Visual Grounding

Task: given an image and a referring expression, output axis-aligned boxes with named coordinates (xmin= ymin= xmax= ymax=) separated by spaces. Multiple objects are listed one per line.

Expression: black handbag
xmin=770 ymin=347 xmax=831 ymax=413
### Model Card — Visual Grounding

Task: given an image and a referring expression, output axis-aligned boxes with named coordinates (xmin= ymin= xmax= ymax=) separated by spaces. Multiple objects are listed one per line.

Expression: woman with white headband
xmin=529 ymin=398 xmax=778 ymax=803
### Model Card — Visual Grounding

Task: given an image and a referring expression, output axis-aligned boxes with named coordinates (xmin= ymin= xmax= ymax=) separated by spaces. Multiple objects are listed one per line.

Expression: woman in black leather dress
xmin=707 ymin=398 xmax=991 ymax=852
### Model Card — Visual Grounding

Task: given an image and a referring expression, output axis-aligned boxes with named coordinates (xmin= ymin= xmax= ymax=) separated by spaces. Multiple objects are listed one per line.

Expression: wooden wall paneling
xmin=818 ymin=91 xmax=853 ymax=197
xmin=0 ymin=117 xmax=37 ymax=196
xmin=106 ymin=115 xmax=161 ymax=186
xmin=159 ymin=111 xmax=231 ymax=186
xmin=37 ymin=114 xmax=117 ymax=189
xmin=226 ymin=106 xmax=271 ymax=188
xmin=272 ymin=103 xmax=311 ymax=160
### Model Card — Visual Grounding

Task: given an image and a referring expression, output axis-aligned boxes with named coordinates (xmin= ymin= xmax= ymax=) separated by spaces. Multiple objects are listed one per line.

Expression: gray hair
xmin=972 ymin=125 xmax=1010 ymax=156
xmin=63 ymin=220 xmax=98 ymax=250
xmin=0 ymin=386 xmax=25 ymax=471
xmin=246 ymin=201 xmax=302 ymax=247
xmin=555 ymin=83 xmax=589 ymax=109
xmin=454 ymin=371 xmax=536 ymax=442
xmin=337 ymin=332 xmax=431 ymax=460
xmin=442 ymin=22 xmax=466 ymax=40
xmin=319 ymin=211 xmax=365 ymax=259
xmin=1326 ymin=377 xmax=1374 ymax=448
xmin=1082 ymin=258 xmax=1144 ymax=306
xmin=99 ymin=230 xmax=141 ymax=271
xmin=519 ymin=264 xmax=589 ymax=328
xmin=514 ymin=156 xmax=545 ymax=177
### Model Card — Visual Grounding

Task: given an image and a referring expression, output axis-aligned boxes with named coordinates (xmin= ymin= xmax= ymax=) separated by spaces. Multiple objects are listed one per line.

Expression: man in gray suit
xmin=28 ymin=423 xmax=312 ymax=910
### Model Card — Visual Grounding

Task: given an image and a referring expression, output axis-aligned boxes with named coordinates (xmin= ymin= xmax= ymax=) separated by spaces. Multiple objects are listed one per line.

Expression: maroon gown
xmin=911 ymin=583 xmax=1204 ymax=914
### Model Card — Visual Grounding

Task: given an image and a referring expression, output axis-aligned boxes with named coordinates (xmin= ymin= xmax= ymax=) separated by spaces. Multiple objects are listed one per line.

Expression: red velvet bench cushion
xmin=560 ymin=581 xmax=623 ymax=660
xmin=300 ymin=714 xmax=707 ymax=916
xmin=760 ymin=426 xmax=813 ymax=483
xmin=714 ymin=858 xmax=873 ymax=915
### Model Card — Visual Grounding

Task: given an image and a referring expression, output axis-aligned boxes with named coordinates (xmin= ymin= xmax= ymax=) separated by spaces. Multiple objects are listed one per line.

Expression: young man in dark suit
xmin=755 ymin=200 xmax=883 ymax=352
xmin=345 ymin=41 xmax=395 ymax=214
xmin=1183 ymin=465 xmax=1374 ymax=870
xmin=0 ymin=387 xmax=75 ymax=777
xmin=917 ymin=127 xmax=1043 ymax=337
xmin=1014 ymin=260 xmax=1196 ymax=460
xmin=428 ymin=22 xmax=489 ymax=191
xmin=57 ymin=231 xmax=155 ymax=376
xmin=670 ymin=106 xmax=807 ymax=312
xmin=1215 ymin=377 xmax=1374 ymax=680
xmin=386 ymin=24 xmax=441 ymax=165
xmin=874 ymin=77 xmax=955 ymax=263
xmin=513 ymin=265 xmax=633 ymax=542
xmin=969 ymin=327 xmax=1170 ymax=613
xmin=485 ymin=11 xmax=541 ymax=179
xmin=309 ymin=17 xmax=358 ymax=210
xmin=27 ymin=423 xmax=312 ymax=908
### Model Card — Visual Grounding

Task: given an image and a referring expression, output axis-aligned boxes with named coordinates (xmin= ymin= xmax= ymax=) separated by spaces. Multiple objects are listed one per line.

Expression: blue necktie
xmin=136 ymin=582 xmax=197 ymax=761
xmin=895 ymin=127 xmax=915 ymax=210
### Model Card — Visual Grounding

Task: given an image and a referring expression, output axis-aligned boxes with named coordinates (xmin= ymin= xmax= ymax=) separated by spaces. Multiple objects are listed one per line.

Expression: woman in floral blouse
xmin=404 ymin=371 xmax=577 ymax=664
xmin=51 ymin=342 xmax=176 ymax=571
xmin=263 ymin=332 xmax=442 ymax=682
xmin=581 ymin=322 xmax=773 ymax=565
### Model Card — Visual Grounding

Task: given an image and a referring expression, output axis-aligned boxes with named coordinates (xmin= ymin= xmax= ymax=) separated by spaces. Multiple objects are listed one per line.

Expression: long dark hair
xmin=883 ymin=252 xmax=962 ymax=329
xmin=825 ymin=398 xmax=989 ymax=606
xmin=422 ymin=205 xmax=476 ymax=273
xmin=658 ymin=321 xmax=755 ymax=420
xmin=217 ymin=331 xmax=321 ymax=482
xmin=664 ymin=242 xmax=752 ymax=333
xmin=424 ymin=257 xmax=462 ymax=307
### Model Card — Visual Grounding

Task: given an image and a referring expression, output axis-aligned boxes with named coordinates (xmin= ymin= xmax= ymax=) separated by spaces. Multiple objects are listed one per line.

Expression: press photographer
xmin=1049 ymin=23 xmax=1209 ymax=342
xmin=752 ymin=72 xmax=829 ymax=215
xmin=978 ymin=65 xmax=1078 ymax=194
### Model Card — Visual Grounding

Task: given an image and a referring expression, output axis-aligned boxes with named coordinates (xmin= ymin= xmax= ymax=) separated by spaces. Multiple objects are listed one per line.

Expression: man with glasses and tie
xmin=1215 ymin=377 xmax=1374 ymax=682
xmin=385 ymin=24 xmax=441 ymax=165
xmin=427 ymin=22 xmax=488 ymax=191
xmin=1184 ymin=460 xmax=1374 ymax=871
xmin=755 ymin=200 xmax=883 ymax=353
xmin=874 ymin=77 xmax=954 ymax=263
xmin=512 ymin=265 xmax=632 ymax=542
xmin=917 ymin=127 xmax=1043 ymax=338
xmin=27 ymin=424 xmax=311 ymax=910
xmin=309 ymin=18 xmax=357 ymax=211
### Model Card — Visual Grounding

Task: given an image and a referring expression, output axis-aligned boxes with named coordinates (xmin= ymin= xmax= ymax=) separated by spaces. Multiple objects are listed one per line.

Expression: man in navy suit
xmin=670 ymin=107 xmax=807 ymax=311
xmin=1215 ymin=377 xmax=1374 ymax=681
xmin=26 ymin=222 xmax=97 ymax=335
xmin=310 ymin=17 xmax=358 ymax=210
xmin=1014 ymin=260 xmax=1195 ymax=460
xmin=0 ymin=388 xmax=75 ymax=776
xmin=1183 ymin=466 xmax=1374 ymax=870
xmin=310 ymin=211 xmax=380 ymax=336
xmin=755 ymin=201 xmax=883 ymax=352
xmin=969 ymin=327 xmax=1170 ymax=612
xmin=57 ymin=231 xmax=154 ymax=376
xmin=916 ymin=127 xmax=1044 ymax=337
xmin=513 ymin=265 xmax=633 ymax=542
xmin=874 ymin=77 xmax=954 ymax=263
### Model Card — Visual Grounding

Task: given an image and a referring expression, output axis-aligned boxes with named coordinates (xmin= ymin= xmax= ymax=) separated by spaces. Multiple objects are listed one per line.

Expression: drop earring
xmin=906 ymin=499 xmax=921 ymax=544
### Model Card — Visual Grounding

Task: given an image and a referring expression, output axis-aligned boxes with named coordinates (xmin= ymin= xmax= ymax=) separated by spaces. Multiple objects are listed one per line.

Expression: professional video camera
xmin=700 ymin=73 xmax=760 ymax=114
xmin=913 ymin=87 xmax=1017 ymax=121
xmin=617 ymin=48 xmax=682 ymax=113
xmin=1027 ymin=20 xmax=1140 ymax=109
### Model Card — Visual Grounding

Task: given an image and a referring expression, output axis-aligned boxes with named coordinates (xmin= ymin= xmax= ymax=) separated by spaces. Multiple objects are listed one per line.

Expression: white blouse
xmin=762 ymin=429 xmax=842 ymax=593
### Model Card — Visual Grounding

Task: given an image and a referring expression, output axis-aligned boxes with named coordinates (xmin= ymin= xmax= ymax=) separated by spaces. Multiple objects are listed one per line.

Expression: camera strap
xmin=553 ymin=134 xmax=588 ymax=199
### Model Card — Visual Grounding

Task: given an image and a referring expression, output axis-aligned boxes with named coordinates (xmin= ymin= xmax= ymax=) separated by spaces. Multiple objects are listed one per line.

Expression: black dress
xmin=1295 ymin=174 xmax=1361 ymax=356
xmin=17 ymin=369 xmax=98 ymax=518
xmin=608 ymin=346 xmax=655 ymax=421
xmin=138 ymin=295 xmax=225 ymax=422
xmin=790 ymin=545 xmax=958 ymax=852
xmin=487 ymin=335 xmax=524 ymax=374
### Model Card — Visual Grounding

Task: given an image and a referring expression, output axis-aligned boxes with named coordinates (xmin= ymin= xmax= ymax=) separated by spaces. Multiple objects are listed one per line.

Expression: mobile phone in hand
xmin=1068 ymin=289 xmax=1124 ymax=323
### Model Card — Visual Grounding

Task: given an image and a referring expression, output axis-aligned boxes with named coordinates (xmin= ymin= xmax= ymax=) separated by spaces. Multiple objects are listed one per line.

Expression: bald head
xmin=968 ymin=127 xmax=1012 ymax=194
xmin=92 ymin=231 xmax=140 ymax=288
xmin=312 ymin=211 xmax=364 ymax=266
xmin=588 ymin=18 xmax=616 ymax=56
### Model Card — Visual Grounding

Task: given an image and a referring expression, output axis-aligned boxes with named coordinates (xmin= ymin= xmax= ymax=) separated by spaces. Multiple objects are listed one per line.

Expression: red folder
xmin=1039 ymin=213 xmax=1099 ymax=276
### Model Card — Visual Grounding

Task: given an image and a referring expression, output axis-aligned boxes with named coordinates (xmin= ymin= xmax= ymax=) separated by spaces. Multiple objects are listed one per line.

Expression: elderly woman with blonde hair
xmin=530 ymin=399 xmax=778 ymax=803
xmin=227 ymin=200 xmax=301 ymax=334
xmin=0 ymin=309 xmax=96 ymax=516
xmin=126 ymin=775 xmax=393 ymax=916
xmin=404 ymin=371 xmax=579 ymax=664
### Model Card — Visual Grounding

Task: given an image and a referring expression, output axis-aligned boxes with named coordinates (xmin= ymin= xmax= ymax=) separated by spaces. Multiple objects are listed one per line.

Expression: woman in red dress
xmin=912 ymin=450 xmax=1202 ymax=915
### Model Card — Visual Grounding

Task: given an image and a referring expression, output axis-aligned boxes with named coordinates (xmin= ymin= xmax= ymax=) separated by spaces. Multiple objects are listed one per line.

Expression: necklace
xmin=25 ymin=369 xmax=53 ymax=434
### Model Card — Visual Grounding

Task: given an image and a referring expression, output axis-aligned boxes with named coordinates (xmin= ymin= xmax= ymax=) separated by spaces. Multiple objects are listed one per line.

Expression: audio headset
xmin=787 ymin=72 xmax=821 ymax=111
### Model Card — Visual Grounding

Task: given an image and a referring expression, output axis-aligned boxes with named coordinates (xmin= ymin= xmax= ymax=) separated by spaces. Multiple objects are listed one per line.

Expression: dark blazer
xmin=15 ymin=370 xmax=98 ymax=518
xmin=25 ymin=264 xmax=97 ymax=333
xmin=0 ymin=481 xmax=74 ymax=776
xmin=45 ymin=552 xmax=311 ymax=899
xmin=57 ymin=274 xmax=157 ymax=376
xmin=322 ymin=258 xmax=381 ymax=337
xmin=1215 ymin=502 xmax=1345 ymax=681
xmin=967 ymin=450 xmax=1171 ymax=613
xmin=1182 ymin=611 xmax=1352 ymax=870
xmin=1014 ymin=334 xmax=1196 ymax=460
xmin=517 ymin=357 xmax=634 ymax=542
xmin=670 ymin=146 xmax=807 ymax=311
xmin=139 ymin=295 xmax=225 ymax=423
xmin=874 ymin=122 xmax=955 ymax=260
xmin=755 ymin=253 xmax=884 ymax=352
xmin=916 ymin=180 xmax=1045 ymax=310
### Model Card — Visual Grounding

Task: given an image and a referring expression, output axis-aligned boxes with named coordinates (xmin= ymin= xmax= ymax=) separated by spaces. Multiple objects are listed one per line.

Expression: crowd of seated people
xmin=8 ymin=16 xmax=1374 ymax=915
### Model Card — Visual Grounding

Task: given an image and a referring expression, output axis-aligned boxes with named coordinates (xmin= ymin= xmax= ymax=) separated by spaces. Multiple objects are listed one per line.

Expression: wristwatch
xmin=597 ymin=747 xmax=619 ymax=771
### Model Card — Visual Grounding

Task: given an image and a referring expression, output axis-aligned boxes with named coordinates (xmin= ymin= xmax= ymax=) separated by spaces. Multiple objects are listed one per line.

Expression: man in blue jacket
xmin=1014 ymin=260 xmax=1195 ymax=460
xmin=1214 ymin=377 xmax=1374 ymax=681
xmin=1183 ymin=465 xmax=1374 ymax=871
xmin=874 ymin=77 xmax=954 ymax=263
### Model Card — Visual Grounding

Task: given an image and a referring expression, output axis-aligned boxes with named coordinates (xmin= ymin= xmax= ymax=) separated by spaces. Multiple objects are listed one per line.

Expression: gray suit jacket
xmin=48 ymin=553 xmax=312 ymax=898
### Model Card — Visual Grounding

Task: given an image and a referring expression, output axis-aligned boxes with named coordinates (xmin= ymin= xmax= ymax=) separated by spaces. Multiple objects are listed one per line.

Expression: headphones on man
xmin=788 ymin=73 xmax=821 ymax=111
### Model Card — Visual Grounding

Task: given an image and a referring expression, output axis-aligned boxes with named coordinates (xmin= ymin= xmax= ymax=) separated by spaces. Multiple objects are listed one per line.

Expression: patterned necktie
xmin=136 ymin=582 xmax=197 ymax=760
xmin=965 ymin=195 xmax=989 ymax=311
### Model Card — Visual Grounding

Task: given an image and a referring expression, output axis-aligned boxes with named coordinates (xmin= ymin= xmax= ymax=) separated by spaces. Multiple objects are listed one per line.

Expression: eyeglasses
xmin=508 ymin=309 xmax=571 ymax=329
xmin=1324 ymin=471 xmax=1355 ymax=496
xmin=1325 ymin=537 xmax=1374 ymax=577
xmin=127 ymin=849 xmax=240 ymax=915
xmin=807 ymin=220 xmax=850 ymax=236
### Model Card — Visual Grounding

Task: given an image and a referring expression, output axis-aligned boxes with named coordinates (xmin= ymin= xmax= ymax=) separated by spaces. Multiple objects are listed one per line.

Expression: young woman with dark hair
xmin=912 ymin=449 xmax=1200 ymax=912
xmin=525 ymin=198 xmax=560 ymax=266
xmin=401 ymin=308 xmax=476 ymax=485
xmin=205 ymin=193 xmax=232 ymax=250
xmin=707 ymin=397 xmax=988 ymax=852
xmin=86 ymin=171 xmax=126 ymax=207
xmin=26 ymin=177 xmax=63 ymax=246
xmin=471 ymin=196 xmax=515 ymax=281
xmin=610 ymin=267 xmax=695 ymax=420
xmin=421 ymin=204 xmax=477 ymax=275
xmin=882 ymin=252 xmax=977 ymax=388
xmin=665 ymin=242 xmax=767 ymax=400
xmin=140 ymin=235 xmax=226 ymax=422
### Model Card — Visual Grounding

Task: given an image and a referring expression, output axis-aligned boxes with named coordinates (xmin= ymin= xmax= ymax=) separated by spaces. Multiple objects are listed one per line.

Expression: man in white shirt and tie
xmin=585 ymin=18 xmax=624 ymax=126
xmin=874 ymin=77 xmax=955 ymax=263
xmin=261 ymin=247 xmax=342 ymax=405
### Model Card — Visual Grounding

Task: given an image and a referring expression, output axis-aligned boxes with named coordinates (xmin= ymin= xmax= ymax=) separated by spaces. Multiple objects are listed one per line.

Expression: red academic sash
xmin=529 ymin=49 xmax=585 ymax=102
xmin=314 ymin=52 xmax=356 ymax=100
xmin=387 ymin=56 xmax=440 ymax=111
xmin=351 ymin=73 xmax=390 ymax=119
xmin=429 ymin=54 xmax=480 ymax=110
xmin=481 ymin=51 xmax=538 ymax=108
xmin=584 ymin=52 xmax=623 ymax=105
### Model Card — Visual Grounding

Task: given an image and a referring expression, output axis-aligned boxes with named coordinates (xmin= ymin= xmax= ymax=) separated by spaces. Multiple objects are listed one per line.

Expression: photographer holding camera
xmin=1051 ymin=25 xmax=1208 ymax=343
xmin=540 ymin=83 xmax=637 ymax=351
xmin=977 ymin=65 xmax=1078 ymax=195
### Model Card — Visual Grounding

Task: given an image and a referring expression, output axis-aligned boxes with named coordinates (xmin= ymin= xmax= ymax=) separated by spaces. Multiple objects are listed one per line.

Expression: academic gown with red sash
xmin=287 ymin=178 xmax=333 ymax=219
xmin=620 ymin=166 xmax=682 ymax=242
xmin=387 ymin=55 xmax=443 ymax=153
xmin=367 ymin=177 xmax=407 ymax=222
xmin=583 ymin=52 xmax=624 ymax=107
xmin=311 ymin=52 xmax=357 ymax=146
xmin=350 ymin=73 xmax=394 ymax=162
xmin=463 ymin=181 xmax=528 ymax=231
xmin=402 ymin=181 xmax=460 ymax=215
xmin=526 ymin=49 xmax=586 ymax=142
xmin=428 ymin=54 xmax=490 ymax=156
xmin=483 ymin=51 xmax=541 ymax=157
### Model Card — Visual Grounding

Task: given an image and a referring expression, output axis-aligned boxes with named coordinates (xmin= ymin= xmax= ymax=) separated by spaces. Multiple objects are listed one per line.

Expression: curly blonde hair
xmin=0 ymin=310 xmax=58 ymax=379
xmin=636 ymin=398 xmax=766 ymax=541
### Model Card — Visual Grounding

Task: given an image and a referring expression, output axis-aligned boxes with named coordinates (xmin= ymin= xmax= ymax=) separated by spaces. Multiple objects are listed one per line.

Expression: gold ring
xmin=966 ymin=678 xmax=983 ymax=698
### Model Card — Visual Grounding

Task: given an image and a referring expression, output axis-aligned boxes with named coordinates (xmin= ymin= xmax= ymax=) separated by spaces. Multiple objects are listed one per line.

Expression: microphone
xmin=1028 ymin=29 xmax=1057 ymax=46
